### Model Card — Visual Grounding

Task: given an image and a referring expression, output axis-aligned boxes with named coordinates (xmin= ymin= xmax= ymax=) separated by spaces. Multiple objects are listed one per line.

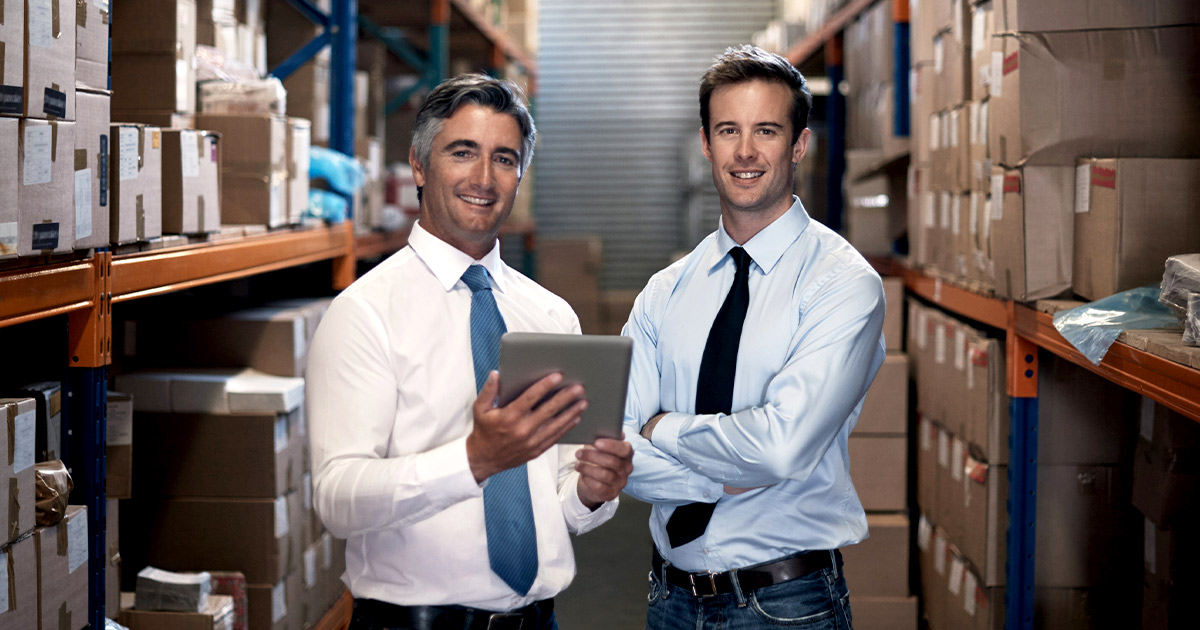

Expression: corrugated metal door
xmin=535 ymin=0 xmax=776 ymax=290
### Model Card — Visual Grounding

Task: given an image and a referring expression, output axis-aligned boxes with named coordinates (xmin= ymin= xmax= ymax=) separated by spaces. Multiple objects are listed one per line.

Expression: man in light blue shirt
xmin=622 ymin=45 xmax=886 ymax=630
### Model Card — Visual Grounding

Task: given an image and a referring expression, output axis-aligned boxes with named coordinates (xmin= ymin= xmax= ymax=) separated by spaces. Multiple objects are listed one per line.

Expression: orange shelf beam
xmin=1013 ymin=305 xmax=1200 ymax=423
xmin=0 ymin=256 xmax=99 ymax=328
xmin=354 ymin=225 xmax=414 ymax=260
xmin=785 ymin=0 xmax=880 ymax=65
xmin=898 ymin=266 xmax=1008 ymax=330
xmin=313 ymin=590 xmax=352 ymax=630
xmin=111 ymin=223 xmax=353 ymax=303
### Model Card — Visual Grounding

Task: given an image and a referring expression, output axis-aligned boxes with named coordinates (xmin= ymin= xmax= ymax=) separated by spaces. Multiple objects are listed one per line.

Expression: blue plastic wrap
xmin=309 ymin=146 xmax=365 ymax=195
xmin=306 ymin=189 xmax=349 ymax=223
xmin=1052 ymin=286 xmax=1181 ymax=365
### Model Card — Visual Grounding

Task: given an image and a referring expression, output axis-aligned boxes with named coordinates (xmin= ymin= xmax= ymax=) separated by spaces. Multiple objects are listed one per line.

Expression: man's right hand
xmin=467 ymin=371 xmax=587 ymax=483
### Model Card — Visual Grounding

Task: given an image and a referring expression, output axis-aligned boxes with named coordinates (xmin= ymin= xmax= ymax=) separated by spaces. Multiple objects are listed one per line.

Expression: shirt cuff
xmin=649 ymin=412 xmax=689 ymax=460
xmin=412 ymin=436 xmax=483 ymax=507
xmin=562 ymin=481 xmax=618 ymax=535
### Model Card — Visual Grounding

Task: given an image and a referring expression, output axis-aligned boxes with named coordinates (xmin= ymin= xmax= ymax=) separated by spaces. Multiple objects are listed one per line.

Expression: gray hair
xmin=411 ymin=74 xmax=537 ymax=176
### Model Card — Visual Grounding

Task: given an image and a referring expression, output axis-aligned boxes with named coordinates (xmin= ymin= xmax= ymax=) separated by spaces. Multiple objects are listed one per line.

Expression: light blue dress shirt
xmin=622 ymin=198 xmax=887 ymax=572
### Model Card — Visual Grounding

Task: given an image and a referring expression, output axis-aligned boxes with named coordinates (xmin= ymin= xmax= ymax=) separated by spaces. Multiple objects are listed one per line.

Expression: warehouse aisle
xmin=557 ymin=494 xmax=654 ymax=629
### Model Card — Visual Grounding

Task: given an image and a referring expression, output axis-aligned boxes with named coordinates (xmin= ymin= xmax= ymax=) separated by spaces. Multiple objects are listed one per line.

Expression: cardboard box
xmin=842 ymin=513 xmax=910 ymax=597
xmin=16 ymin=382 xmax=61 ymax=463
xmin=111 ymin=110 xmax=194 ymax=130
xmin=915 ymin=416 xmax=938 ymax=517
xmin=75 ymin=0 xmax=109 ymax=91
xmin=23 ymin=0 xmax=75 ymax=120
xmin=133 ymin=306 xmax=315 ymax=378
xmin=993 ymin=0 xmax=1200 ymax=32
xmin=1073 ymin=158 xmax=1200 ymax=301
xmin=106 ymin=498 xmax=120 ymax=618
xmin=0 ymin=118 xmax=16 ymax=259
xmin=1 ymin=398 xmax=36 ymax=542
xmin=34 ymin=505 xmax=87 ymax=630
xmin=858 ymin=353 xmax=908 ymax=435
xmin=220 ymin=171 xmax=287 ymax=228
xmin=119 ymin=593 xmax=235 ymax=630
xmin=17 ymin=120 xmax=74 ymax=255
xmin=123 ymin=493 xmax=298 ymax=584
xmin=193 ymin=113 xmax=286 ymax=174
xmin=111 ymin=53 xmax=196 ymax=114
xmin=106 ymin=391 xmax=133 ymax=499
xmin=110 ymin=124 xmax=164 ymax=244
xmin=0 ymin=533 xmax=38 ymax=630
xmin=132 ymin=410 xmax=303 ymax=498
xmin=1037 ymin=352 xmax=1137 ymax=465
xmin=281 ymin=60 xmax=329 ymax=145
xmin=847 ymin=595 xmax=917 ymax=630
xmin=990 ymin=27 xmax=1200 ymax=168
xmin=74 ymin=89 xmax=110 ymax=249
xmin=970 ymin=2 xmax=994 ymax=102
xmin=846 ymin=174 xmax=899 ymax=257
xmin=0 ymin=0 xmax=22 ymax=117
xmin=988 ymin=165 xmax=1074 ymax=301
xmin=245 ymin=572 xmax=299 ymax=630
xmin=967 ymin=100 xmax=989 ymax=193
xmin=849 ymin=435 xmax=907 ymax=511
xmin=162 ymin=130 xmax=222 ymax=235
xmin=931 ymin=1 xmax=971 ymax=111
xmin=964 ymin=333 xmax=1007 ymax=464
xmin=1132 ymin=399 xmax=1200 ymax=525
xmin=114 ymin=368 xmax=304 ymax=416
xmin=286 ymin=118 xmax=311 ymax=224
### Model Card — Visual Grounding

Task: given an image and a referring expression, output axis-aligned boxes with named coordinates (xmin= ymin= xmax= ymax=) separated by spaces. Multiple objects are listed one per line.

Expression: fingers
xmin=472 ymin=371 xmax=500 ymax=416
xmin=512 ymin=372 xmax=565 ymax=412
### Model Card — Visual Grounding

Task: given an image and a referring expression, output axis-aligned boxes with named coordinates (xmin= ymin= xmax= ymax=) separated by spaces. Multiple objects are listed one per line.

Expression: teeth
xmin=733 ymin=172 xmax=763 ymax=179
xmin=459 ymin=195 xmax=494 ymax=205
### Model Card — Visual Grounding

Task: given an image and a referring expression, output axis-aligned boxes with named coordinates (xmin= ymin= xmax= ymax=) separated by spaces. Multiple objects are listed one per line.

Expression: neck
xmin=720 ymin=199 xmax=792 ymax=245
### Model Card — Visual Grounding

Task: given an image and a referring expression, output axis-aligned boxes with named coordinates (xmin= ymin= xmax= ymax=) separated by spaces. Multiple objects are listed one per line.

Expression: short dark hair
xmin=699 ymin=45 xmax=812 ymax=144
xmin=411 ymin=73 xmax=537 ymax=176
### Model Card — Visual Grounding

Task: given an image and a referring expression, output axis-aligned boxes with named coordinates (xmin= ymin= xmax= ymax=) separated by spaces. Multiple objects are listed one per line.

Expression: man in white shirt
xmin=307 ymin=74 xmax=634 ymax=630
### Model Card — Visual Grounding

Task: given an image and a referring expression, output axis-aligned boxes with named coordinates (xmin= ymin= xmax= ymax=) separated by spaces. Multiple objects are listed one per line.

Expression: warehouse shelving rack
xmin=787 ymin=1 xmax=1200 ymax=628
xmin=1 ymin=1 xmax=538 ymax=628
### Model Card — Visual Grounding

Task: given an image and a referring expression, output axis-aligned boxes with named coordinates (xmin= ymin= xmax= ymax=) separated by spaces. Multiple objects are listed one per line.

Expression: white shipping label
xmin=935 ymin=321 xmax=947 ymax=364
xmin=316 ymin=107 xmax=330 ymax=143
xmin=274 ymin=496 xmax=289 ymax=538
xmin=938 ymin=429 xmax=950 ymax=468
xmin=951 ymin=195 xmax=961 ymax=236
xmin=181 ymin=131 xmax=200 ymax=178
xmin=950 ymin=110 xmax=960 ymax=148
xmin=972 ymin=9 xmax=986 ymax=56
xmin=964 ymin=571 xmax=978 ymax=616
xmin=303 ymin=472 xmax=313 ymax=510
xmin=983 ymin=198 xmax=993 ymax=237
xmin=175 ymin=58 xmax=189 ymax=112
xmin=948 ymin=557 xmax=965 ymax=595
xmin=920 ymin=418 xmax=933 ymax=451
xmin=953 ymin=0 xmax=963 ymax=41
xmin=296 ymin=134 xmax=311 ymax=171
xmin=13 ymin=410 xmax=36 ymax=473
xmin=990 ymin=51 xmax=1003 ymax=98
xmin=1075 ymin=163 xmax=1092 ymax=214
xmin=967 ymin=351 xmax=976 ymax=390
xmin=917 ymin=309 xmax=928 ymax=349
xmin=322 ymin=534 xmax=333 ymax=569
xmin=917 ymin=514 xmax=932 ymax=551
xmin=272 ymin=581 xmax=287 ymax=623
xmin=934 ymin=533 xmax=947 ymax=575
xmin=951 ymin=439 xmax=965 ymax=480
xmin=96 ymin=0 xmax=110 ymax=12
xmin=924 ymin=192 xmax=936 ymax=228
xmin=29 ymin=0 xmax=54 ymax=48
xmin=955 ymin=328 xmax=967 ymax=371
xmin=969 ymin=102 xmax=980 ymax=144
xmin=1140 ymin=397 xmax=1155 ymax=440
xmin=304 ymin=548 xmax=317 ymax=587
xmin=68 ymin=514 xmax=88 ymax=573
xmin=942 ymin=114 xmax=952 ymax=150
xmin=940 ymin=192 xmax=951 ymax=229
xmin=930 ymin=113 xmax=940 ymax=150
xmin=293 ymin=318 xmax=306 ymax=359
xmin=991 ymin=174 xmax=1004 ymax=208
xmin=0 ymin=551 xmax=7 ymax=613
xmin=0 ymin=222 xmax=16 ymax=256
xmin=274 ymin=417 xmax=288 ymax=454
xmin=119 ymin=128 xmax=140 ymax=181
xmin=269 ymin=185 xmax=282 ymax=225
xmin=1145 ymin=518 xmax=1156 ymax=575
xmin=970 ymin=193 xmax=979 ymax=236
xmin=22 ymin=126 xmax=53 ymax=186
xmin=75 ymin=170 xmax=93 ymax=239
xmin=107 ymin=400 xmax=133 ymax=446
xmin=935 ymin=37 xmax=945 ymax=74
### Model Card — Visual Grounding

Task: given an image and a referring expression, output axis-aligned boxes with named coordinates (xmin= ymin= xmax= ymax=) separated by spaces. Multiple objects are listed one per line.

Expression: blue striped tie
xmin=461 ymin=265 xmax=539 ymax=595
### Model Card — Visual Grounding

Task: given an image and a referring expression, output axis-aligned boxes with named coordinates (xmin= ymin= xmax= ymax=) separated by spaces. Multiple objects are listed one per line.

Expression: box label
xmin=269 ymin=184 xmax=282 ymax=225
xmin=990 ymin=51 xmax=1003 ymax=98
xmin=271 ymin=581 xmax=286 ymax=623
xmin=22 ymin=125 xmax=53 ymax=186
xmin=933 ymin=531 xmax=947 ymax=575
xmin=42 ymin=88 xmax=66 ymax=118
xmin=274 ymin=496 xmax=289 ymax=538
xmin=28 ymin=0 xmax=55 ymax=48
xmin=923 ymin=192 xmax=935 ymax=228
xmin=969 ymin=193 xmax=979 ymax=236
xmin=963 ymin=571 xmax=978 ymax=616
xmin=0 ymin=222 xmax=17 ymax=256
xmin=321 ymin=533 xmax=333 ymax=569
xmin=68 ymin=513 xmax=88 ymax=572
xmin=107 ymin=400 xmax=132 ymax=446
xmin=13 ymin=410 xmax=35 ymax=473
xmin=920 ymin=417 xmax=932 ymax=452
xmin=917 ymin=514 xmax=932 ymax=551
xmin=304 ymin=547 xmax=317 ymax=587
xmin=181 ymin=131 xmax=200 ymax=178
xmin=916 ymin=309 xmax=928 ymax=349
xmin=934 ymin=36 xmax=945 ymax=74
xmin=954 ymin=328 xmax=966 ymax=371
xmin=1074 ymin=164 xmax=1091 ymax=214
xmin=118 ymin=128 xmax=139 ymax=181
xmin=949 ymin=109 xmax=960 ymax=148
xmin=75 ymin=169 xmax=93 ymax=239
xmin=99 ymin=135 xmax=109 ymax=207
xmin=983 ymin=197 xmax=993 ymax=237
xmin=31 ymin=222 xmax=59 ymax=251
xmin=948 ymin=556 xmax=964 ymax=595
xmin=939 ymin=192 xmax=951 ymax=229
xmin=274 ymin=417 xmax=288 ymax=454
xmin=951 ymin=439 xmax=964 ymax=481
xmin=951 ymin=195 xmax=961 ymax=236
xmin=935 ymin=320 xmax=947 ymax=364
xmin=0 ymin=86 xmax=23 ymax=115
xmin=972 ymin=7 xmax=986 ymax=56
xmin=1091 ymin=164 xmax=1116 ymax=189
xmin=0 ymin=550 xmax=7 ymax=613
xmin=938 ymin=428 xmax=950 ymax=468
xmin=929 ymin=113 xmax=939 ymax=150
xmin=303 ymin=472 xmax=312 ymax=510
xmin=1003 ymin=51 xmax=1019 ymax=76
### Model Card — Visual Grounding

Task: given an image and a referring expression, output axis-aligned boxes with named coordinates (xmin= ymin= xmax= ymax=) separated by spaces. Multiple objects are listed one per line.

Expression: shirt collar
xmin=710 ymin=196 xmax=810 ymax=275
xmin=409 ymin=221 xmax=508 ymax=293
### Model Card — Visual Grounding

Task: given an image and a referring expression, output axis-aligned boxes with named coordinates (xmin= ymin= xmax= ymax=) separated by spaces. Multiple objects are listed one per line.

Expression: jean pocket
xmin=747 ymin=570 xmax=841 ymax=627
xmin=647 ymin=570 xmax=665 ymax=604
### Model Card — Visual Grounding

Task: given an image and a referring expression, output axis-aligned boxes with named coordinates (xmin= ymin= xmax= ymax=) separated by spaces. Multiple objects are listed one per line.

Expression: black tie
xmin=665 ymin=246 xmax=752 ymax=548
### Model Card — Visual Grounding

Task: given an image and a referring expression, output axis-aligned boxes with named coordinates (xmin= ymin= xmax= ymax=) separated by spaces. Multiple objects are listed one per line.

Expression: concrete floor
xmin=556 ymin=494 xmax=655 ymax=629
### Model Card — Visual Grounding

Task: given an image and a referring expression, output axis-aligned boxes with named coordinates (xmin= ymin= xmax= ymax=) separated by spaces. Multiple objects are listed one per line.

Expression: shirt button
xmin=703 ymin=548 xmax=710 ymax=555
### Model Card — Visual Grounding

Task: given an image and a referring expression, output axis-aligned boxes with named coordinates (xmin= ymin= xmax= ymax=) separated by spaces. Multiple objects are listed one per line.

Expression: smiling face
xmin=701 ymin=79 xmax=809 ymax=227
xmin=411 ymin=104 xmax=524 ymax=259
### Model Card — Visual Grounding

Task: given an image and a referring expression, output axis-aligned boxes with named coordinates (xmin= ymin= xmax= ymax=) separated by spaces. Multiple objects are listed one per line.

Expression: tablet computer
xmin=498 ymin=332 xmax=633 ymax=445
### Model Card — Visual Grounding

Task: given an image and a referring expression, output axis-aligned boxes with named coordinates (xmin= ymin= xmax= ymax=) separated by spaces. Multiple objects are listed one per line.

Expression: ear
xmin=792 ymin=128 xmax=811 ymax=164
xmin=410 ymin=146 xmax=426 ymax=187
xmin=700 ymin=126 xmax=713 ymax=163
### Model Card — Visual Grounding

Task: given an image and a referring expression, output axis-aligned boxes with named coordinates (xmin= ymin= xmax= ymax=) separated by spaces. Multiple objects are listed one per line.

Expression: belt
xmin=652 ymin=549 xmax=838 ymax=598
xmin=351 ymin=598 xmax=553 ymax=630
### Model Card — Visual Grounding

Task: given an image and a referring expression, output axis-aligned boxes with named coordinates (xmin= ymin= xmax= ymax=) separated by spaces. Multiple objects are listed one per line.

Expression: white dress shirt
xmin=622 ymin=198 xmax=886 ymax=572
xmin=307 ymin=221 xmax=618 ymax=612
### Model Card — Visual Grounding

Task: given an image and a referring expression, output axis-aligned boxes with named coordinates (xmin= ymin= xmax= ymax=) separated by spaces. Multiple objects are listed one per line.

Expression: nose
xmin=471 ymin=158 xmax=495 ymax=188
xmin=735 ymin=134 xmax=757 ymax=162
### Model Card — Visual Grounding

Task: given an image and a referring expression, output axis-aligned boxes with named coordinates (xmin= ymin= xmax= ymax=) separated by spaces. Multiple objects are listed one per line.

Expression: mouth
xmin=457 ymin=194 xmax=495 ymax=207
xmin=730 ymin=170 xmax=765 ymax=181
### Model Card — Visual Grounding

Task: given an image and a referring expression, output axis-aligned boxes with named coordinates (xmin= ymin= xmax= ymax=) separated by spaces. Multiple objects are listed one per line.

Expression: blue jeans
xmin=645 ymin=556 xmax=852 ymax=630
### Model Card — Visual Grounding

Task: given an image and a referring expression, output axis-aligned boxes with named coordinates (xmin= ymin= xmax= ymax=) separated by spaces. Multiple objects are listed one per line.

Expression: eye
xmin=758 ymin=128 xmax=777 ymax=136
xmin=451 ymin=150 xmax=472 ymax=158
xmin=718 ymin=128 xmax=737 ymax=135
xmin=496 ymin=155 xmax=516 ymax=167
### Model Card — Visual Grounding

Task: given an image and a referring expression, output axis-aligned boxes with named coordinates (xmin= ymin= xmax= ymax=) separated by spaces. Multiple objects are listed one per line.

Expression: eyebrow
xmin=443 ymin=139 xmax=521 ymax=160
xmin=714 ymin=121 xmax=786 ymax=129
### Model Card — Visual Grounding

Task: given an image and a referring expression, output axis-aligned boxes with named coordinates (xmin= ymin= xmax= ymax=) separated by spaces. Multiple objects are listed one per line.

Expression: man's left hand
xmin=640 ymin=412 xmax=667 ymax=441
xmin=576 ymin=436 xmax=634 ymax=510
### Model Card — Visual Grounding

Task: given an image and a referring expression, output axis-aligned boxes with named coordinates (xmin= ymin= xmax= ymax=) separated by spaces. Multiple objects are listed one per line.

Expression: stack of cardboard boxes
xmin=200 ymin=0 xmax=268 ymax=79
xmin=267 ymin=0 xmax=330 ymax=146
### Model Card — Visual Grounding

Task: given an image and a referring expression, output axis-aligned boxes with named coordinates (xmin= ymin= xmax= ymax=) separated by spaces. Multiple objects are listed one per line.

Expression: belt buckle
xmin=486 ymin=612 xmax=524 ymax=630
xmin=688 ymin=572 xmax=719 ymax=598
